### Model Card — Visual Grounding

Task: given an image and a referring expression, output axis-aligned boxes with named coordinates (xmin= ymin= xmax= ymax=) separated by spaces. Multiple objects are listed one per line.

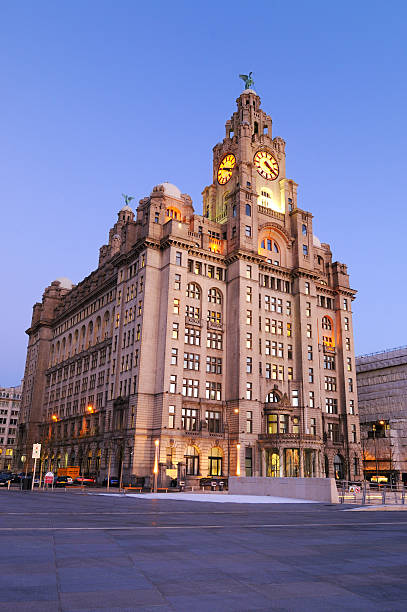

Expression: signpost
xmin=31 ymin=443 xmax=41 ymax=490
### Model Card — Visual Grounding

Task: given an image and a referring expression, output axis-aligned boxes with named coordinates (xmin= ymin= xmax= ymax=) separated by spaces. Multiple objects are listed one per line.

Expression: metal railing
xmin=337 ymin=480 xmax=406 ymax=505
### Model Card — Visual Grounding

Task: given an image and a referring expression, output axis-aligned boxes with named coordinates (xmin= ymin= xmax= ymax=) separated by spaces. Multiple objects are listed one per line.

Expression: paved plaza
xmin=0 ymin=490 xmax=407 ymax=611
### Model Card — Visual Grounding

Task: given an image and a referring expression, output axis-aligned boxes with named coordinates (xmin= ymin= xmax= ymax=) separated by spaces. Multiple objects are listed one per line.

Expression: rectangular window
xmin=185 ymin=327 xmax=201 ymax=345
xmin=305 ymin=282 xmax=310 ymax=295
xmin=168 ymin=405 xmax=175 ymax=429
xmin=306 ymin=302 xmax=311 ymax=317
xmin=182 ymin=407 xmax=198 ymax=431
xmin=308 ymin=367 xmax=314 ymax=383
xmin=292 ymin=389 xmax=299 ymax=407
xmin=246 ymin=382 xmax=252 ymax=400
xmin=344 ymin=317 xmax=349 ymax=331
xmin=324 ymin=355 xmax=336 ymax=370
xmin=347 ymin=357 xmax=352 ymax=371
xmin=325 ymin=398 xmax=338 ymax=414
xmin=352 ymin=424 xmax=357 ymax=443
xmin=286 ymin=300 xmax=291 ymax=316
xmin=345 ymin=337 xmax=351 ymax=351
xmin=308 ymin=345 xmax=313 ymax=360
xmin=310 ymin=418 xmax=316 ymax=436
xmin=349 ymin=399 xmax=355 ymax=415
xmin=246 ymin=333 xmax=252 ymax=349
xmin=303 ymin=245 xmax=308 ymax=256
xmin=246 ymin=287 xmax=252 ymax=303
xmin=246 ymin=411 xmax=253 ymax=434
xmin=324 ymin=376 xmax=337 ymax=391
xmin=288 ymin=366 xmax=293 ymax=380
xmin=306 ymin=324 xmax=312 ymax=338
xmin=309 ymin=391 xmax=315 ymax=408
xmin=265 ymin=339 xmax=271 ymax=355
xmin=205 ymin=381 xmax=221 ymax=400
xmin=246 ymin=310 xmax=252 ymax=325
xmin=173 ymin=298 xmax=180 ymax=314
xmin=343 ymin=298 xmax=348 ymax=311
xmin=206 ymin=356 xmax=222 ymax=373
xmin=182 ymin=378 xmax=199 ymax=398
xmin=169 ymin=375 xmax=177 ymax=394
xmin=172 ymin=322 xmax=179 ymax=339
xmin=206 ymin=331 xmax=222 ymax=349
xmin=176 ymin=251 xmax=182 ymax=266
xmin=184 ymin=352 xmax=200 ymax=370
xmin=287 ymin=344 xmax=293 ymax=359
xmin=348 ymin=377 xmax=354 ymax=392
xmin=246 ymin=357 xmax=252 ymax=373
xmin=206 ymin=410 xmax=221 ymax=433
xmin=286 ymin=323 xmax=292 ymax=337
xmin=246 ymin=265 xmax=252 ymax=279
xmin=174 ymin=273 xmax=181 ymax=290
xmin=245 ymin=225 xmax=252 ymax=237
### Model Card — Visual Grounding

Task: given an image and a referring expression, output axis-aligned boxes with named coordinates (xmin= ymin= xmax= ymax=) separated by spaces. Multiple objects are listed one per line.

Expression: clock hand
xmin=264 ymin=161 xmax=273 ymax=171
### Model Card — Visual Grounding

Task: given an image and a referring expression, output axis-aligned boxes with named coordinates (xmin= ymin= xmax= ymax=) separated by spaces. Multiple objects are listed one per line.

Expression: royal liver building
xmin=17 ymin=82 xmax=362 ymax=484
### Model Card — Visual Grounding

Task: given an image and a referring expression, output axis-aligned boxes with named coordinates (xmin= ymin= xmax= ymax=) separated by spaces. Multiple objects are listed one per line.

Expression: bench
xmin=123 ymin=487 xmax=143 ymax=493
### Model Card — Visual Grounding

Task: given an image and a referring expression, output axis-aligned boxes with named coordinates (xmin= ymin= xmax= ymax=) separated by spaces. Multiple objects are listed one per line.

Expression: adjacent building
xmin=356 ymin=346 xmax=407 ymax=484
xmin=16 ymin=85 xmax=361 ymax=484
xmin=0 ymin=383 xmax=22 ymax=470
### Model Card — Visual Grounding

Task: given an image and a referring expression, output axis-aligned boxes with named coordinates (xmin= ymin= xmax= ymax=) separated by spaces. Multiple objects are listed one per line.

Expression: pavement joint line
xmin=1 ymin=521 xmax=407 ymax=530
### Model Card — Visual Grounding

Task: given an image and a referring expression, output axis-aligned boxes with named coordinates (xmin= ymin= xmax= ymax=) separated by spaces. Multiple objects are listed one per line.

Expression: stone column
xmin=299 ymin=448 xmax=304 ymax=478
xmin=279 ymin=448 xmax=284 ymax=477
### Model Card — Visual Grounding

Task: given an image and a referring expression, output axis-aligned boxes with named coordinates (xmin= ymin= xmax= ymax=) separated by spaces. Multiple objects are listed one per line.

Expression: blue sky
xmin=1 ymin=1 xmax=407 ymax=386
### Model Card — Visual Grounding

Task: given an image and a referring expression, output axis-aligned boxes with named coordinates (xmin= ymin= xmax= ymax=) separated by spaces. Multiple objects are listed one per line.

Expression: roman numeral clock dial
xmin=253 ymin=150 xmax=279 ymax=180
xmin=217 ymin=154 xmax=236 ymax=185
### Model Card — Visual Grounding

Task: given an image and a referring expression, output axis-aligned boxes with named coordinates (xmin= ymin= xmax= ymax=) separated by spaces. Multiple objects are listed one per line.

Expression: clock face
xmin=253 ymin=150 xmax=279 ymax=181
xmin=217 ymin=154 xmax=236 ymax=185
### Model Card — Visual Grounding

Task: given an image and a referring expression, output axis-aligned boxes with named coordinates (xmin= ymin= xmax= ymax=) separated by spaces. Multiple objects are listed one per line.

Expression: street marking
xmin=0 ymin=521 xmax=406 ymax=531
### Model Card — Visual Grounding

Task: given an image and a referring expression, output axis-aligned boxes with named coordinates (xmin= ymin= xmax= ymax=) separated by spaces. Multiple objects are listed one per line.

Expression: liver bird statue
xmin=122 ymin=194 xmax=135 ymax=206
xmin=239 ymin=72 xmax=254 ymax=90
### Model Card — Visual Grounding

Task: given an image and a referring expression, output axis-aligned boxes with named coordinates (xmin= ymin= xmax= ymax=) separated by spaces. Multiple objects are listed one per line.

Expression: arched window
xmin=166 ymin=206 xmax=181 ymax=220
xmin=245 ymin=203 xmax=251 ymax=217
xmin=61 ymin=337 xmax=66 ymax=361
xmin=258 ymin=233 xmax=281 ymax=265
xmin=208 ymin=447 xmax=223 ymax=476
xmin=186 ymin=282 xmax=201 ymax=300
xmin=103 ymin=311 xmax=110 ymax=339
xmin=302 ymin=224 xmax=307 ymax=236
xmin=208 ymin=288 xmax=222 ymax=304
xmin=87 ymin=321 xmax=93 ymax=349
xmin=265 ymin=391 xmax=280 ymax=403
xmin=95 ymin=316 xmax=101 ymax=343
xmin=185 ymin=446 xmax=199 ymax=476
xmin=322 ymin=316 xmax=335 ymax=348
xmin=322 ymin=316 xmax=332 ymax=330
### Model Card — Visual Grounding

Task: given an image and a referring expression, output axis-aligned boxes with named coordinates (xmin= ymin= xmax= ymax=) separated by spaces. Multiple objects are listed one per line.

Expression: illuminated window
xmin=167 ymin=206 xmax=181 ymax=220
xmin=347 ymin=357 xmax=352 ymax=372
xmin=173 ymin=298 xmax=180 ymax=314
xmin=172 ymin=323 xmax=179 ymax=339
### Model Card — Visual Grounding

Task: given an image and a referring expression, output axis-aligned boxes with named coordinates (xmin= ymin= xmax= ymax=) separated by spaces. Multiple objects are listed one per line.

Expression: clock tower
xmin=202 ymin=86 xmax=291 ymax=255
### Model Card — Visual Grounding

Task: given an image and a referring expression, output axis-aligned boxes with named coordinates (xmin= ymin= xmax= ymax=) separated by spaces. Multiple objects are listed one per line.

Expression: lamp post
xmin=153 ymin=439 xmax=159 ymax=493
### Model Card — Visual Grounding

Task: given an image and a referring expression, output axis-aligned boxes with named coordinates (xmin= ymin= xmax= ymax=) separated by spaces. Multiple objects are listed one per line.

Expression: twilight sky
xmin=1 ymin=1 xmax=407 ymax=386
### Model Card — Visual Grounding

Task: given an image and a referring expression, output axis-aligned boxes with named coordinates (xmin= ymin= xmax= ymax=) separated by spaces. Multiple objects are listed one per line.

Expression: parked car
xmin=74 ymin=477 xmax=96 ymax=486
xmin=102 ymin=477 xmax=120 ymax=487
xmin=55 ymin=476 xmax=74 ymax=487
xmin=0 ymin=472 xmax=12 ymax=486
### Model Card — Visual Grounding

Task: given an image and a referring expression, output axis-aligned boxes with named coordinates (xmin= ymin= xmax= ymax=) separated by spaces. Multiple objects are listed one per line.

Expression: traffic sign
xmin=32 ymin=443 xmax=41 ymax=459
xmin=44 ymin=472 xmax=54 ymax=485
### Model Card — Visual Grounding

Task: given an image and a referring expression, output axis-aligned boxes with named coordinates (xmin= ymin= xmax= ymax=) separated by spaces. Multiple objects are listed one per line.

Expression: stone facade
xmin=16 ymin=88 xmax=361 ymax=484
xmin=356 ymin=346 xmax=407 ymax=483
xmin=0 ymin=383 xmax=22 ymax=470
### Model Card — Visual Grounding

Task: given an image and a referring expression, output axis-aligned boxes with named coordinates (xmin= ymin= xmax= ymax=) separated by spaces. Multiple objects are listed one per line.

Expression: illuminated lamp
xmin=51 ymin=415 xmax=58 ymax=422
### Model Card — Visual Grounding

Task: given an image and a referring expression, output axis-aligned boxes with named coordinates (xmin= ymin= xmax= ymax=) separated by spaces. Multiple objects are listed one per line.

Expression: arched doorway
xmin=266 ymin=449 xmax=280 ymax=477
xmin=208 ymin=447 xmax=223 ymax=476
xmin=185 ymin=446 xmax=199 ymax=476
xmin=333 ymin=454 xmax=344 ymax=480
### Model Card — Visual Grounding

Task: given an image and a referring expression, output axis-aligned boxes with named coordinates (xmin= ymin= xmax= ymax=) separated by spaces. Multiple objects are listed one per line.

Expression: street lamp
xmin=153 ymin=439 xmax=159 ymax=493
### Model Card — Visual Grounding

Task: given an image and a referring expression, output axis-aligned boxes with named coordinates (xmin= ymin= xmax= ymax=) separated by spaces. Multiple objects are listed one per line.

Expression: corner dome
xmin=313 ymin=235 xmax=322 ymax=248
xmin=55 ymin=277 xmax=74 ymax=290
xmin=155 ymin=182 xmax=182 ymax=199
xmin=120 ymin=204 xmax=133 ymax=213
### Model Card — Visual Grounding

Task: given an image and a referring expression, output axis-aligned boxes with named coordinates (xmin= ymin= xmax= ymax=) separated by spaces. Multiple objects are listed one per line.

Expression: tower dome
xmin=55 ymin=277 xmax=74 ymax=290
xmin=155 ymin=182 xmax=182 ymax=199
